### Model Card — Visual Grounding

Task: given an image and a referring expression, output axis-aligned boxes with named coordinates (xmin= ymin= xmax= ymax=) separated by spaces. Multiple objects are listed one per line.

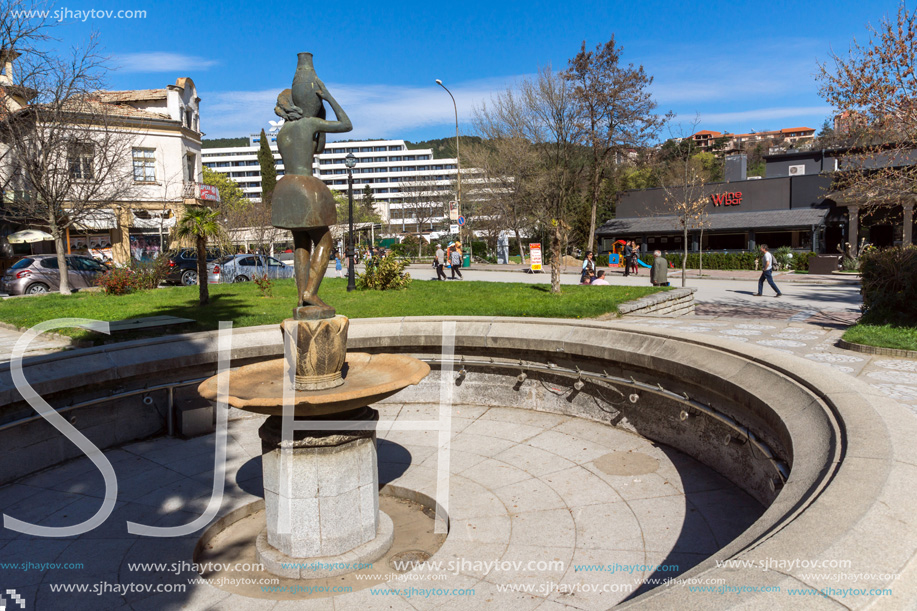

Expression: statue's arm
xmin=274 ymin=88 xmax=302 ymax=121
xmin=314 ymin=89 xmax=353 ymax=134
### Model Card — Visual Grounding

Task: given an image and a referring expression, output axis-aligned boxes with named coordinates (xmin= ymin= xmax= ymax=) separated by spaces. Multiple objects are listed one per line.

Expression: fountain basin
xmin=197 ymin=352 xmax=430 ymax=416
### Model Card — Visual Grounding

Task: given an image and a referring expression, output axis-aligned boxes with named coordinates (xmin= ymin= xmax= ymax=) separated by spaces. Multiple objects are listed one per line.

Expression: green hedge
xmin=859 ymin=245 xmax=917 ymax=325
xmin=622 ymin=250 xmax=817 ymax=271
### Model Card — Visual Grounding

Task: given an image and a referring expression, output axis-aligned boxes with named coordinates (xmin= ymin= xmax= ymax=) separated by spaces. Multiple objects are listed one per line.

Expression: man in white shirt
xmin=754 ymin=244 xmax=782 ymax=297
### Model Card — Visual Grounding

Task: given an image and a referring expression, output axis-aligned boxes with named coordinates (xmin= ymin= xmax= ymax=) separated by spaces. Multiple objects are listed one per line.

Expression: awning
xmin=131 ymin=210 xmax=176 ymax=229
xmin=72 ymin=210 xmax=117 ymax=230
xmin=597 ymin=208 xmax=831 ymax=236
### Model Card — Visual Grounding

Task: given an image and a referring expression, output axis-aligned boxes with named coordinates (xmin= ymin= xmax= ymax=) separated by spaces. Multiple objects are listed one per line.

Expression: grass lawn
xmin=0 ymin=278 xmax=667 ymax=343
xmin=843 ymin=324 xmax=917 ymax=352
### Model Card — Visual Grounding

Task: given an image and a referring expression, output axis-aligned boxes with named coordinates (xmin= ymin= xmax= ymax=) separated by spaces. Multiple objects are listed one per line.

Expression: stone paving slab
xmin=0 ymin=404 xmax=763 ymax=610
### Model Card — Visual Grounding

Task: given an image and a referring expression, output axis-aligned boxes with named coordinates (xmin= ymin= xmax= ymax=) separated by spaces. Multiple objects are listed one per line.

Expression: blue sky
xmin=43 ymin=0 xmax=900 ymax=142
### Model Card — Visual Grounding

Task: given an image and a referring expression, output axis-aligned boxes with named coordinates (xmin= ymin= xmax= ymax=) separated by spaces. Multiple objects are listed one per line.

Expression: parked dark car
xmin=165 ymin=248 xmax=224 ymax=286
xmin=0 ymin=255 xmax=108 ymax=295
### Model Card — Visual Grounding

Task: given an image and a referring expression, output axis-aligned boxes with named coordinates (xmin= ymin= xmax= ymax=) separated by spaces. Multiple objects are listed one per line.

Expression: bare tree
xmin=817 ymin=3 xmax=917 ymax=252
xmin=473 ymin=67 xmax=583 ymax=293
xmin=398 ymin=175 xmax=448 ymax=257
xmin=565 ymin=35 xmax=669 ymax=253
xmin=0 ymin=29 xmax=135 ymax=294
xmin=657 ymin=117 xmax=710 ymax=288
xmin=464 ymin=135 xmax=539 ymax=262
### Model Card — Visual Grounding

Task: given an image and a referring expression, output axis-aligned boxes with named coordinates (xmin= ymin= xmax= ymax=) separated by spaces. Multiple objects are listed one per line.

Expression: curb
xmin=837 ymin=338 xmax=917 ymax=359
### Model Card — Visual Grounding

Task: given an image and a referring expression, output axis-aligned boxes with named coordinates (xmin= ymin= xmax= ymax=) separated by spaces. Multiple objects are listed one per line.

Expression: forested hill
xmin=405 ymin=136 xmax=485 ymax=159
xmin=202 ymin=137 xmax=248 ymax=149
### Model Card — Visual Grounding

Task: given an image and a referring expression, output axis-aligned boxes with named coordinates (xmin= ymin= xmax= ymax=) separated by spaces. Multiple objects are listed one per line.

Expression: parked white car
xmin=208 ymin=254 xmax=294 ymax=284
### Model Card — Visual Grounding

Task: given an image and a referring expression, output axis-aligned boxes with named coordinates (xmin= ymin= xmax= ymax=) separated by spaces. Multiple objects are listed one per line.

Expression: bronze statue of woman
xmin=272 ymin=52 xmax=352 ymax=319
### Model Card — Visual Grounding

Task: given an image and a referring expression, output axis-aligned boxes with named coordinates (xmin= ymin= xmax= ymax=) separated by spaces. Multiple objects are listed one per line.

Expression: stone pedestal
xmin=281 ymin=315 xmax=348 ymax=390
xmin=257 ymin=410 xmax=390 ymax=566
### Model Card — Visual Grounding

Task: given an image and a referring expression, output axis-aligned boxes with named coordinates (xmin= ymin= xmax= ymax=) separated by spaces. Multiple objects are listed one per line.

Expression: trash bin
xmin=462 ymin=253 xmax=471 ymax=268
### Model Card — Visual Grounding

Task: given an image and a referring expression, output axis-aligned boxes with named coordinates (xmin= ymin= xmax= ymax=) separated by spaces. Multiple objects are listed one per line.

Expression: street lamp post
xmin=345 ymin=152 xmax=358 ymax=292
xmin=435 ymin=79 xmax=465 ymax=256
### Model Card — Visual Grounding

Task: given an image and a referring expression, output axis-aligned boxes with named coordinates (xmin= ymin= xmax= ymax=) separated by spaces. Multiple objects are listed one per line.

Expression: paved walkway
xmin=0 ymin=326 xmax=72 ymax=364
xmin=0 ymin=404 xmax=761 ymax=610
xmin=616 ymin=315 xmax=917 ymax=414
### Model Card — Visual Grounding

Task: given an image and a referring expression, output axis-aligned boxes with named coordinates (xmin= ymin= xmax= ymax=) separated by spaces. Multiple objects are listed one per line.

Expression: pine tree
xmin=257 ymin=129 xmax=278 ymax=202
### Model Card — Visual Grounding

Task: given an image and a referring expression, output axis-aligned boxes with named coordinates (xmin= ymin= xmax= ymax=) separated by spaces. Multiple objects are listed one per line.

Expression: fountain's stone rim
xmin=197 ymin=352 xmax=430 ymax=416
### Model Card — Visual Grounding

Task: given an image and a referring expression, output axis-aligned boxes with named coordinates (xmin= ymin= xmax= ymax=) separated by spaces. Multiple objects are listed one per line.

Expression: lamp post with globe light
xmin=345 ymin=152 xmax=358 ymax=292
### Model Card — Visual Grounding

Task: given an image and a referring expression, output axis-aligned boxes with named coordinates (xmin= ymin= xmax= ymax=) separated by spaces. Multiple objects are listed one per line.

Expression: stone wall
xmin=618 ymin=287 xmax=696 ymax=316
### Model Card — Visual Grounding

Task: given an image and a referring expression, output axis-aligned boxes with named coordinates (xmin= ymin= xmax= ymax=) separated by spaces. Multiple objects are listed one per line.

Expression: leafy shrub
xmin=130 ymin=256 xmax=170 ymax=290
xmin=841 ymin=256 xmax=860 ymax=271
xmin=96 ymin=267 xmax=136 ymax=295
xmin=253 ymin=273 xmax=274 ymax=297
xmin=773 ymin=246 xmax=794 ymax=270
xmin=357 ymin=252 xmax=412 ymax=290
xmin=859 ymin=245 xmax=917 ymax=325
xmin=793 ymin=251 xmax=817 ymax=271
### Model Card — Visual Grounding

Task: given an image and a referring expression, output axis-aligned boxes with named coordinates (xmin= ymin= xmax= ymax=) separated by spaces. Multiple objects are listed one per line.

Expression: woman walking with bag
xmin=450 ymin=241 xmax=464 ymax=280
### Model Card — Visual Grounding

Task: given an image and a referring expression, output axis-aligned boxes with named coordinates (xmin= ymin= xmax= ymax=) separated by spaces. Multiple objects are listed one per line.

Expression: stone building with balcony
xmin=0 ymin=54 xmax=214 ymax=266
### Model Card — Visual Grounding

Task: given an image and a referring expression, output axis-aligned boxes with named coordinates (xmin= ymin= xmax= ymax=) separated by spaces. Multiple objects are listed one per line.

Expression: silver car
xmin=208 ymin=254 xmax=294 ymax=284
xmin=0 ymin=255 xmax=109 ymax=295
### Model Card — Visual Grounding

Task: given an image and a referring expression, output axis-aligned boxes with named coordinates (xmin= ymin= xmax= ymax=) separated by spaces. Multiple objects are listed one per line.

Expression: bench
xmin=78 ymin=315 xmax=195 ymax=333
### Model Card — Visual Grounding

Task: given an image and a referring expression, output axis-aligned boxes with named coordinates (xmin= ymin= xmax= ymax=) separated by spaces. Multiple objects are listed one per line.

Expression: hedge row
xmin=599 ymin=250 xmax=816 ymax=271
xmin=859 ymin=245 xmax=917 ymax=325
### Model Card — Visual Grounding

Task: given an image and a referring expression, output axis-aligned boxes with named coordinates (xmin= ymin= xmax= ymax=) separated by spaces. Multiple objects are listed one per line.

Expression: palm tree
xmin=173 ymin=206 xmax=225 ymax=305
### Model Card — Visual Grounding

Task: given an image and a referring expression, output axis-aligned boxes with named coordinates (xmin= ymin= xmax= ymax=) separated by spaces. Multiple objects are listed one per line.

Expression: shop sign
xmin=710 ymin=192 xmax=742 ymax=207
xmin=530 ymin=243 xmax=542 ymax=272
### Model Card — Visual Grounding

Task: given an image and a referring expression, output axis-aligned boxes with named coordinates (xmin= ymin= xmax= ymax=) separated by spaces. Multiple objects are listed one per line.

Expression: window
xmin=185 ymin=109 xmax=192 ymax=128
xmin=186 ymin=153 xmax=196 ymax=181
xmin=68 ymin=142 xmax=94 ymax=180
xmin=132 ymin=148 xmax=156 ymax=182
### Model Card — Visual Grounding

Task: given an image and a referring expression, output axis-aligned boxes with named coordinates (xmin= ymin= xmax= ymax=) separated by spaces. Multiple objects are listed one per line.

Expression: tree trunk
xmin=51 ymin=221 xmax=71 ymax=296
xmin=550 ymin=222 xmax=562 ymax=294
xmin=514 ymin=227 xmax=524 ymax=265
xmin=197 ymin=236 xmax=209 ymax=305
xmin=698 ymin=229 xmax=704 ymax=277
xmin=682 ymin=224 xmax=688 ymax=288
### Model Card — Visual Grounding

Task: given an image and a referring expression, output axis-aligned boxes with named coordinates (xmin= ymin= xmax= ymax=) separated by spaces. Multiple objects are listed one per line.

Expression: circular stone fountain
xmin=196 ymin=52 xmax=430 ymax=578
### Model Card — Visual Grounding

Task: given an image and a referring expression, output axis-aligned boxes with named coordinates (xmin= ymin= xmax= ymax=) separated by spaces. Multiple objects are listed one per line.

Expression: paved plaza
xmin=0 ymin=403 xmax=762 ymax=609
xmin=1 ymin=274 xmax=915 ymax=609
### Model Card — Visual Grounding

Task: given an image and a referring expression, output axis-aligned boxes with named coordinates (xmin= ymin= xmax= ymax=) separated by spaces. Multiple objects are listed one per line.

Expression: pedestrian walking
xmin=623 ymin=241 xmax=633 ymax=277
xmin=630 ymin=241 xmax=641 ymax=275
xmin=450 ymin=241 xmax=464 ymax=280
xmin=754 ymin=244 xmax=782 ymax=297
xmin=434 ymin=243 xmax=447 ymax=281
xmin=335 ymin=252 xmax=343 ymax=278
xmin=651 ymin=250 xmax=669 ymax=286
xmin=581 ymin=251 xmax=596 ymax=284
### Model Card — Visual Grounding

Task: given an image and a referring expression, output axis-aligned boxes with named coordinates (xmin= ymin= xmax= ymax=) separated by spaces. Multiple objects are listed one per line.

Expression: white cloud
xmin=201 ymin=76 xmax=519 ymax=140
xmin=115 ymin=52 xmax=218 ymax=73
xmin=683 ymin=105 xmax=832 ymax=127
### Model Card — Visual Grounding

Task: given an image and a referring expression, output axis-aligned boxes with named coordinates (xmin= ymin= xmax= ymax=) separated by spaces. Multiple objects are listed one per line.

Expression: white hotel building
xmin=202 ymin=136 xmax=460 ymax=234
